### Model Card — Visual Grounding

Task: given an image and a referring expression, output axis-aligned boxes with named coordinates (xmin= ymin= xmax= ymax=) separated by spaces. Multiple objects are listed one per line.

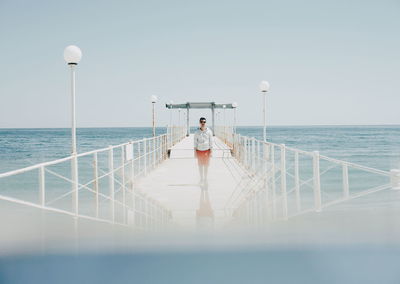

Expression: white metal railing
xmin=167 ymin=125 xmax=187 ymax=149
xmin=0 ymin=126 xmax=186 ymax=232
xmin=215 ymin=126 xmax=400 ymax=226
xmin=215 ymin=125 xmax=235 ymax=148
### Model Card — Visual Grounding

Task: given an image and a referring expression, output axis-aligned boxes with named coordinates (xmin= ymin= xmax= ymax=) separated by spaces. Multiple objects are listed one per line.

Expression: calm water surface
xmin=1 ymin=126 xmax=399 ymax=173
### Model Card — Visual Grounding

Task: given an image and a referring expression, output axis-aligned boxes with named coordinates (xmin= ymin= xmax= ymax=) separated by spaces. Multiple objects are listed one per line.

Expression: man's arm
xmin=209 ymin=129 xmax=214 ymax=156
xmin=194 ymin=132 xmax=198 ymax=157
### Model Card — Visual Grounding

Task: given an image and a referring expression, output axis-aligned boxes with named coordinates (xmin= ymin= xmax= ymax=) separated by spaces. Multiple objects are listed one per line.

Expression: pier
xmin=0 ymin=118 xmax=398 ymax=238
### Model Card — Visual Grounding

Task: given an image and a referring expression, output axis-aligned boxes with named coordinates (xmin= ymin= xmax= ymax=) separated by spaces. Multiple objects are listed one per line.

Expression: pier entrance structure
xmin=166 ymin=102 xmax=235 ymax=136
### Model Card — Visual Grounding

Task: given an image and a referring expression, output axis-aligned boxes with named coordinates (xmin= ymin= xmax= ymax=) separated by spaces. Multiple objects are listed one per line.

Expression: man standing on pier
xmin=194 ymin=117 xmax=213 ymax=185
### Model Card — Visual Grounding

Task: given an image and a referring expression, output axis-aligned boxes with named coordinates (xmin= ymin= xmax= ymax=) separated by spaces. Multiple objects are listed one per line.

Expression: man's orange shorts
xmin=196 ymin=149 xmax=211 ymax=166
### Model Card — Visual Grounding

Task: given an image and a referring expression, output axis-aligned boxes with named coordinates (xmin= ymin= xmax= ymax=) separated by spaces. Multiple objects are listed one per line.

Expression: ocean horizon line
xmin=1 ymin=124 xmax=400 ymax=130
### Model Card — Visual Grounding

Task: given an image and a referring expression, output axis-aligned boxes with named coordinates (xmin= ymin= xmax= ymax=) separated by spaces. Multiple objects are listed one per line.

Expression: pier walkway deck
xmin=135 ymin=134 xmax=249 ymax=229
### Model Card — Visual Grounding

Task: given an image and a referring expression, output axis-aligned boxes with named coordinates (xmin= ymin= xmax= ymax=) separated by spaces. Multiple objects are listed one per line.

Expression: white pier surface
xmin=135 ymin=134 xmax=249 ymax=229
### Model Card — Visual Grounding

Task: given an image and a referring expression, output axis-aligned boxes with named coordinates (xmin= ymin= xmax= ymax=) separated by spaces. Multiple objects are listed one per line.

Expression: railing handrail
xmin=0 ymin=126 xmax=187 ymax=231
xmin=0 ymin=133 xmax=169 ymax=179
xmin=214 ymin=125 xmax=391 ymax=177
xmin=213 ymin=125 xmax=396 ymax=225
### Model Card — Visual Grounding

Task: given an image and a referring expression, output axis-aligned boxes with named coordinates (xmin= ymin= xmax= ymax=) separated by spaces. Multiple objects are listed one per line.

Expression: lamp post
xmin=151 ymin=95 xmax=158 ymax=137
xmin=259 ymin=81 xmax=270 ymax=142
xmin=64 ymin=45 xmax=82 ymax=218
xmin=232 ymin=102 xmax=238 ymax=133
xmin=64 ymin=45 xmax=82 ymax=155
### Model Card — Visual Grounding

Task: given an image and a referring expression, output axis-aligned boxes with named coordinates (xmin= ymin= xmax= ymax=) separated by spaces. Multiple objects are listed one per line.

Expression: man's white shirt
xmin=194 ymin=127 xmax=214 ymax=151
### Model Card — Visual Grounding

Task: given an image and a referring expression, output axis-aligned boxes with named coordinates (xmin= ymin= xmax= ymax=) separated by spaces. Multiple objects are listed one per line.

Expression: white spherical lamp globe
xmin=232 ymin=102 xmax=238 ymax=108
xmin=259 ymin=81 xmax=270 ymax=92
xmin=151 ymin=95 xmax=158 ymax=103
xmin=64 ymin=45 xmax=82 ymax=64
xmin=223 ymin=104 xmax=226 ymax=109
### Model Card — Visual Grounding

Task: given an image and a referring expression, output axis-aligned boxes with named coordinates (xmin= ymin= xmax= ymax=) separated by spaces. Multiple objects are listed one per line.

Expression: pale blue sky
xmin=0 ymin=0 xmax=399 ymax=128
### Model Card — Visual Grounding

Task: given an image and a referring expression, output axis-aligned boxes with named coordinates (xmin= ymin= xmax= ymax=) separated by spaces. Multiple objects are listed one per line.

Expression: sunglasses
xmin=200 ymin=121 xmax=206 ymax=124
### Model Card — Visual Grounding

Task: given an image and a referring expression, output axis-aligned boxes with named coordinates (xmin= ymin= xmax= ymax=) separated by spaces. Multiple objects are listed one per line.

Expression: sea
xmin=0 ymin=125 xmax=399 ymax=174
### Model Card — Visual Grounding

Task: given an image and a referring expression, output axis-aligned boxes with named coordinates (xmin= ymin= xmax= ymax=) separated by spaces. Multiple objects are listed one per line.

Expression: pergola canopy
xmin=165 ymin=102 xmax=235 ymax=109
xmin=165 ymin=102 xmax=235 ymax=136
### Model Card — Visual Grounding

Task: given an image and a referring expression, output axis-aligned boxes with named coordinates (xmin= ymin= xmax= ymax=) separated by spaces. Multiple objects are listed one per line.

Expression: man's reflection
xmin=196 ymin=182 xmax=214 ymax=230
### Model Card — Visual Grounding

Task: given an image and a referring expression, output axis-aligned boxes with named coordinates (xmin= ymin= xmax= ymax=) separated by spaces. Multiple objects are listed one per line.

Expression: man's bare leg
xmin=204 ymin=165 xmax=209 ymax=184
xmin=198 ymin=165 xmax=204 ymax=184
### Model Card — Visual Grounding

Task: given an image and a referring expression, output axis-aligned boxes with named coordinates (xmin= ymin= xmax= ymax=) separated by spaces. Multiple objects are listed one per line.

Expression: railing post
xmin=232 ymin=132 xmax=236 ymax=156
xmin=239 ymin=135 xmax=243 ymax=163
xmin=313 ymin=151 xmax=322 ymax=212
xmin=152 ymin=137 xmax=156 ymax=169
xmin=121 ymin=145 xmax=126 ymax=224
xmin=294 ymin=151 xmax=301 ymax=212
xmin=243 ymin=137 xmax=248 ymax=168
xmin=262 ymin=142 xmax=269 ymax=219
xmin=157 ymin=136 xmax=161 ymax=165
xmin=165 ymin=134 xmax=168 ymax=160
xmin=342 ymin=163 xmax=350 ymax=199
xmin=155 ymin=136 xmax=158 ymax=165
xmin=270 ymin=145 xmax=276 ymax=219
xmin=251 ymin=138 xmax=256 ymax=173
xmin=156 ymin=137 xmax=158 ymax=166
xmin=158 ymin=135 xmax=161 ymax=163
xmin=130 ymin=141 xmax=135 ymax=218
xmin=256 ymin=140 xmax=260 ymax=175
xmin=39 ymin=165 xmax=45 ymax=207
xmin=152 ymin=137 xmax=154 ymax=167
xmin=71 ymin=155 xmax=79 ymax=216
xmin=130 ymin=141 xmax=135 ymax=187
xmin=235 ymin=134 xmax=239 ymax=160
xmin=93 ymin=152 xmax=99 ymax=218
xmin=143 ymin=138 xmax=147 ymax=175
xmin=137 ymin=140 xmax=142 ymax=175
xmin=108 ymin=146 xmax=115 ymax=223
xmin=390 ymin=169 xmax=400 ymax=190
xmin=262 ymin=142 xmax=266 ymax=177
xmin=280 ymin=144 xmax=288 ymax=219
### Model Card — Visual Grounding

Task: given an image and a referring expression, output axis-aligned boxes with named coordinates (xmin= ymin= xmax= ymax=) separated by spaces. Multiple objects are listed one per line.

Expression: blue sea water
xmin=0 ymin=125 xmax=399 ymax=174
